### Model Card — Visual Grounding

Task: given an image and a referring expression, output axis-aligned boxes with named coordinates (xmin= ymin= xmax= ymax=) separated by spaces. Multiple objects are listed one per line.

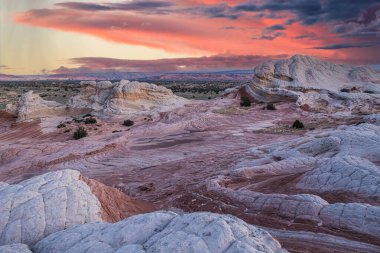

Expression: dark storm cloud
xmin=267 ymin=25 xmax=285 ymax=31
xmin=312 ymin=42 xmax=379 ymax=50
xmin=259 ymin=32 xmax=285 ymax=40
xmin=235 ymin=0 xmax=380 ymax=25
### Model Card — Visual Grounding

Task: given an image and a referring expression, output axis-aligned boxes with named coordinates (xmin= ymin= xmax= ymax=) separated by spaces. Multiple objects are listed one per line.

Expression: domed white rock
xmin=33 ymin=211 xmax=288 ymax=253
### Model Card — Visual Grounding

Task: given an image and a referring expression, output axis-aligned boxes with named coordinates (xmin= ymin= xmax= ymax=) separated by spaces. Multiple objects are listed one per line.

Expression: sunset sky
xmin=1 ymin=0 xmax=379 ymax=75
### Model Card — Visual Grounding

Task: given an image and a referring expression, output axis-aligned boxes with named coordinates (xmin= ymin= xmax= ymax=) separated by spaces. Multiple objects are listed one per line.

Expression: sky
xmin=0 ymin=0 xmax=379 ymax=75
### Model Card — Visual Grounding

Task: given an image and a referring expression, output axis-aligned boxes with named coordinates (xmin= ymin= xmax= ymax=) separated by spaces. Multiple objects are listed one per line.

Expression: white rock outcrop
xmin=238 ymin=55 xmax=380 ymax=113
xmin=253 ymin=55 xmax=379 ymax=91
xmin=33 ymin=211 xmax=288 ymax=253
xmin=0 ymin=170 xmax=102 ymax=246
xmin=10 ymin=91 xmax=65 ymax=121
xmin=206 ymin=123 xmax=380 ymax=240
xmin=68 ymin=80 xmax=187 ymax=116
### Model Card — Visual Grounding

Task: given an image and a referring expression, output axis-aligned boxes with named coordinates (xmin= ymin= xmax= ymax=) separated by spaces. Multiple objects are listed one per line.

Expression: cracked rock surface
xmin=0 ymin=170 xmax=102 ymax=246
xmin=0 ymin=244 xmax=32 ymax=253
xmin=33 ymin=211 xmax=288 ymax=253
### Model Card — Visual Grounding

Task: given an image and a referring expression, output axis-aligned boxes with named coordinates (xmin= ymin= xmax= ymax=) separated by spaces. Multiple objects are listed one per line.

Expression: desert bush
xmin=266 ymin=103 xmax=276 ymax=110
xmin=123 ymin=119 xmax=134 ymax=127
xmin=240 ymin=97 xmax=251 ymax=107
xmin=82 ymin=113 xmax=93 ymax=118
xmin=57 ymin=123 xmax=66 ymax=129
xmin=292 ymin=120 xmax=305 ymax=129
xmin=73 ymin=127 xmax=87 ymax=140
xmin=340 ymin=88 xmax=350 ymax=93
xmin=84 ymin=117 xmax=97 ymax=124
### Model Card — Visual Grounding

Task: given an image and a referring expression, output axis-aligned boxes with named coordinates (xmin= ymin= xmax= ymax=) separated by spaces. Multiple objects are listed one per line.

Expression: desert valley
xmin=0 ymin=55 xmax=379 ymax=253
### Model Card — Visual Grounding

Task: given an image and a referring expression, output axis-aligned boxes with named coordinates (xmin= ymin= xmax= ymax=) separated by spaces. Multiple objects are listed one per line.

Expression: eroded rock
xmin=33 ymin=211 xmax=288 ymax=253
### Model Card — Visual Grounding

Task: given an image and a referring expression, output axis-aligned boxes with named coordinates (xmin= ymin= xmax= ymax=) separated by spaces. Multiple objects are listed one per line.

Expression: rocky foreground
xmin=0 ymin=55 xmax=379 ymax=252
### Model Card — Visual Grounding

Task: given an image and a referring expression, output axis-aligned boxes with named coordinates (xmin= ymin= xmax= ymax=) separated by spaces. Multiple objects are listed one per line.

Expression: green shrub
xmin=292 ymin=120 xmax=305 ymax=129
xmin=266 ymin=103 xmax=276 ymax=110
xmin=123 ymin=119 xmax=134 ymax=127
xmin=240 ymin=97 xmax=251 ymax=107
xmin=57 ymin=123 xmax=66 ymax=129
xmin=73 ymin=127 xmax=87 ymax=140
xmin=84 ymin=117 xmax=97 ymax=124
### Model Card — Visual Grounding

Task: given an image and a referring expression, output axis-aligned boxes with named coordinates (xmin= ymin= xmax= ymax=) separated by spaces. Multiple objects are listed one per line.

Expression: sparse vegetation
xmin=123 ymin=119 xmax=134 ymax=127
xmin=240 ymin=97 xmax=251 ymax=107
xmin=292 ymin=120 xmax=305 ymax=129
xmin=266 ymin=103 xmax=276 ymax=110
xmin=57 ymin=123 xmax=66 ymax=129
xmin=73 ymin=127 xmax=87 ymax=140
xmin=84 ymin=117 xmax=97 ymax=124
xmin=82 ymin=113 xmax=93 ymax=118
xmin=340 ymin=88 xmax=350 ymax=93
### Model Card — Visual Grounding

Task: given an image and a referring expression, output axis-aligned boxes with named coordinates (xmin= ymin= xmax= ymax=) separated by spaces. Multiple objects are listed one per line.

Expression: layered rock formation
xmin=237 ymin=55 xmax=380 ymax=113
xmin=197 ymin=123 xmax=380 ymax=246
xmin=67 ymin=80 xmax=187 ymax=116
xmin=0 ymin=170 xmax=288 ymax=253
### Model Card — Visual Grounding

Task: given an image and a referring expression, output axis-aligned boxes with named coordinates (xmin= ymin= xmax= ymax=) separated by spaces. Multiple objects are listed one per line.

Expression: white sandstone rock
xmin=33 ymin=211 xmax=288 ymax=253
xmin=15 ymin=91 xmax=65 ymax=121
xmin=0 ymin=244 xmax=32 ymax=253
xmin=67 ymin=80 xmax=187 ymax=116
xmin=239 ymin=55 xmax=380 ymax=113
xmin=0 ymin=170 xmax=102 ymax=246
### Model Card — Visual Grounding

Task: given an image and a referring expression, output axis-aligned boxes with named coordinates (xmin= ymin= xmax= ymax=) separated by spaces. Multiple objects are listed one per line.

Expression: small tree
xmin=123 ymin=119 xmax=134 ymax=127
xmin=240 ymin=97 xmax=251 ymax=107
xmin=292 ymin=120 xmax=305 ymax=129
xmin=73 ymin=127 xmax=88 ymax=140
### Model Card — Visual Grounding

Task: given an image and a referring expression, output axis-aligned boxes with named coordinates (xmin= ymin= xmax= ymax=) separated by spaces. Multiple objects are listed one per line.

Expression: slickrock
xmin=9 ymin=91 xmax=65 ymax=121
xmin=68 ymin=80 xmax=187 ymax=116
xmin=0 ymin=244 xmax=32 ymax=253
xmin=0 ymin=169 xmax=154 ymax=247
xmin=253 ymin=55 xmax=379 ymax=91
xmin=296 ymin=156 xmax=380 ymax=199
xmin=236 ymin=55 xmax=380 ymax=113
xmin=0 ymin=170 xmax=101 ymax=246
xmin=7 ymin=80 xmax=187 ymax=121
xmin=81 ymin=176 xmax=155 ymax=222
xmin=33 ymin=211 xmax=288 ymax=253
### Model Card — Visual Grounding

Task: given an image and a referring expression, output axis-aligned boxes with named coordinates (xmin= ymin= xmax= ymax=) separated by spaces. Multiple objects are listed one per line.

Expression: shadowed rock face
xmin=33 ymin=211 xmax=288 ymax=253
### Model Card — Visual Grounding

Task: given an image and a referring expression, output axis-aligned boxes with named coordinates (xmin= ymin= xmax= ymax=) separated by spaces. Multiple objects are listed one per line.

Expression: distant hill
xmin=0 ymin=69 xmax=254 ymax=81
